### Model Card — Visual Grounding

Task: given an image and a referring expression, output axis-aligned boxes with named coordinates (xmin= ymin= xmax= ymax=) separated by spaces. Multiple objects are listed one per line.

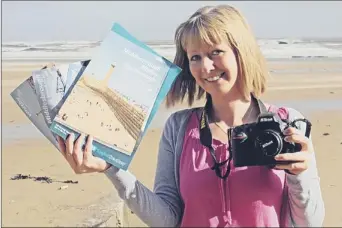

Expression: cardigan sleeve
xmin=285 ymin=108 xmax=325 ymax=227
xmin=104 ymin=112 xmax=184 ymax=227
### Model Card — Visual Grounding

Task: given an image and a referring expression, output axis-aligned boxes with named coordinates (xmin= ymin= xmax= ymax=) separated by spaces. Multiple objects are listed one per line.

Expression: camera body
xmin=230 ymin=112 xmax=302 ymax=167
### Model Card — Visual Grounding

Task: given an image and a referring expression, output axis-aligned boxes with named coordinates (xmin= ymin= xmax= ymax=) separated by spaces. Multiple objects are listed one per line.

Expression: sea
xmin=3 ymin=38 xmax=342 ymax=64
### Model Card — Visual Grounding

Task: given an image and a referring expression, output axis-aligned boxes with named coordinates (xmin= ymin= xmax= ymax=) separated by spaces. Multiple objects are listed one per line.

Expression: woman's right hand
xmin=57 ymin=134 xmax=111 ymax=174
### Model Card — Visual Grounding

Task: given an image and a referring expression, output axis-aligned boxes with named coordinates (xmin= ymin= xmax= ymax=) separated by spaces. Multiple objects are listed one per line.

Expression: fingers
xmin=274 ymin=151 xmax=311 ymax=175
xmin=65 ymin=133 xmax=75 ymax=156
xmin=271 ymin=127 xmax=314 ymax=175
xmin=83 ymin=135 xmax=94 ymax=164
xmin=73 ymin=134 xmax=86 ymax=167
xmin=61 ymin=133 xmax=108 ymax=173
xmin=283 ymin=127 xmax=302 ymax=136
xmin=274 ymin=161 xmax=308 ymax=174
xmin=275 ymin=151 xmax=309 ymax=162
xmin=285 ymin=135 xmax=310 ymax=151
xmin=64 ymin=133 xmax=77 ymax=170
xmin=57 ymin=136 xmax=66 ymax=155
xmin=83 ymin=135 xmax=111 ymax=172
xmin=283 ymin=127 xmax=311 ymax=152
xmin=275 ymin=161 xmax=307 ymax=170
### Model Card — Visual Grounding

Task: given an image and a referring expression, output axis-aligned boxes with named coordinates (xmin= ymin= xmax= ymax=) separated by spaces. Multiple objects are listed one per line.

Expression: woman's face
xmin=186 ymin=41 xmax=241 ymax=98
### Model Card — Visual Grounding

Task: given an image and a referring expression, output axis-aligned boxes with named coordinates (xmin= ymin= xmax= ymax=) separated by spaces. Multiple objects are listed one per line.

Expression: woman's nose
xmin=201 ymin=57 xmax=215 ymax=74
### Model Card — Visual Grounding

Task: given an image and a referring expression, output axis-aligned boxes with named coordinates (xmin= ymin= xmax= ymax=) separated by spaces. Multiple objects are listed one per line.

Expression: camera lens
xmin=255 ymin=129 xmax=283 ymax=157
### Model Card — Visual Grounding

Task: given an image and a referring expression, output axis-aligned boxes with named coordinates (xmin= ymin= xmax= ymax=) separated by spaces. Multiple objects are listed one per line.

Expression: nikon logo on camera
xmin=262 ymin=140 xmax=273 ymax=148
xmin=260 ymin=117 xmax=273 ymax=122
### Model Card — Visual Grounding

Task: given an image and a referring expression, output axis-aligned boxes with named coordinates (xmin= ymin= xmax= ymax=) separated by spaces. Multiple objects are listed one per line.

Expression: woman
xmin=57 ymin=4 xmax=325 ymax=227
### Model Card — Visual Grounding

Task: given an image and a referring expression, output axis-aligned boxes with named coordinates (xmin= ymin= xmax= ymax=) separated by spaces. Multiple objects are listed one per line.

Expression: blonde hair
xmin=166 ymin=5 xmax=269 ymax=107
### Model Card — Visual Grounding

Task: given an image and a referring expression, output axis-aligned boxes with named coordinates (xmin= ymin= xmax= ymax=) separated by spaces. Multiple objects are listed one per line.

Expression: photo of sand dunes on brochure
xmin=54 ymin=64 xmax=147 ymax=154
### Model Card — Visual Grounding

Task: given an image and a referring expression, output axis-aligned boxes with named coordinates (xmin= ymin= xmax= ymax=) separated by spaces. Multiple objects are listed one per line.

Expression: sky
xmin=2 ymin=1 xmax=342 ymax=42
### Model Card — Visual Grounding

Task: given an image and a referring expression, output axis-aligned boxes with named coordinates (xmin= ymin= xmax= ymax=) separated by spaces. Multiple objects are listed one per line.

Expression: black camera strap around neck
xmin=199 ymin=100 xmax=232 ymax=180
xmin=199 ymin=95 xmax=266 ymax=180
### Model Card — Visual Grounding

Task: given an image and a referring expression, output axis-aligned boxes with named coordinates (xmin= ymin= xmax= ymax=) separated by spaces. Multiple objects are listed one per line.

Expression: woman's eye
xmin=190 ymin=55 xmax=200 ymax=61
xmin=212 ymin=50 xmax=223 ymax=55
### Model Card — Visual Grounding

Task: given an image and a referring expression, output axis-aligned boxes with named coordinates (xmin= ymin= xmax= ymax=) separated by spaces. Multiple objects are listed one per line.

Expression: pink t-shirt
xmin=179 ymin=107 xmax=290 ymax=227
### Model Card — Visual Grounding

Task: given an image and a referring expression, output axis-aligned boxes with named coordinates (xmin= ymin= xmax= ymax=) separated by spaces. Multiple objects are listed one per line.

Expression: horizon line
xmin=3 ymin=36 xmax=342 ymax=44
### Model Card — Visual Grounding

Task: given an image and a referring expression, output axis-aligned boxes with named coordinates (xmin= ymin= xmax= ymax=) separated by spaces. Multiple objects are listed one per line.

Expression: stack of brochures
xmin=10 ymin=23 xmax=182 ymax=170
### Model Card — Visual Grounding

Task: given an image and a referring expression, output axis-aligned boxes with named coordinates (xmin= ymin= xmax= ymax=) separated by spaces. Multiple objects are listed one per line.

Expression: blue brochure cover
xmin=50 ymin=23 xmax=182 ymax=170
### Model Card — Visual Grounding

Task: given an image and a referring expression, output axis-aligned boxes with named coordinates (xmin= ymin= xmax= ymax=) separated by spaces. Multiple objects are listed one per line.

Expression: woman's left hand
xmin=273 ymin=127 xmax=313 ymax=175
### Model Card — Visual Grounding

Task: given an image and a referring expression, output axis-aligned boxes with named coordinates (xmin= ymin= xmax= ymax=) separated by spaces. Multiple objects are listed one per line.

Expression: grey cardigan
xmin=105 ymin=107 xmax=325 ymax=227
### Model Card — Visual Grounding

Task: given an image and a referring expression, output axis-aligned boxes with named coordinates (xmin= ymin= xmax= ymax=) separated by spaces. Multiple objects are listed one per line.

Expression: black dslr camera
xmin=229 ymin=112 xmax=311 ymax=167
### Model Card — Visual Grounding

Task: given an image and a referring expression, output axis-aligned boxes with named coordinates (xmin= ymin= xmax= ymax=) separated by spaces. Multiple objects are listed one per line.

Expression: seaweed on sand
xmin=10 ymin=174 xmax=78 ymax=184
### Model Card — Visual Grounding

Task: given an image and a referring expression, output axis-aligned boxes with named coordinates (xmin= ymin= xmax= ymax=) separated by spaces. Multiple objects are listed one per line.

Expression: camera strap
xmin=199 ymin=100 xmax=232 ymax=180
xmin=288 ymin=119 xmax=312 ymax=138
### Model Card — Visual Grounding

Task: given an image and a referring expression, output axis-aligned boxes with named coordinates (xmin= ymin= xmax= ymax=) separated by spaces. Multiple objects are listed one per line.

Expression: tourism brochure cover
xmin=50 ymin=23 xmax=182 ymax=170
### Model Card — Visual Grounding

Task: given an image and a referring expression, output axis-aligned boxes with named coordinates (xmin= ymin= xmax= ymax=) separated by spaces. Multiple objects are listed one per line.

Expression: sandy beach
xmin=2 ymin=59 xmax=342 ymax=227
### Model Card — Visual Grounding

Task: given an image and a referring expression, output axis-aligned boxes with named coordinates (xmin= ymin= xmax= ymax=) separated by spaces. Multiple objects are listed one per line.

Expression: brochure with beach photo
xmin=10 ymin=75 xmax=60 ymax=149
xmin=50 ymin=22 xmax=182 ymax=170
xmin=32 ymin=60 xmax=90 ymax=126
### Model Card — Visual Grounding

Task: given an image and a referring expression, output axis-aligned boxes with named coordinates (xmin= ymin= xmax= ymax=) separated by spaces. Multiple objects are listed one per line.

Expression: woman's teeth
xmin=205 ymin=73 xmax=224 ymax=82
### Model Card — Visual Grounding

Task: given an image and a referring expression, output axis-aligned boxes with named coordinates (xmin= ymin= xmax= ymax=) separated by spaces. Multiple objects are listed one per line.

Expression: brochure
xmin=50 ymin=23 xmax=182 ymax=170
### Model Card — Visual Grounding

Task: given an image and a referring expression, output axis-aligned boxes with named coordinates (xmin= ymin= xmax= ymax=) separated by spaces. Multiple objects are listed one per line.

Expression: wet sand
xmin=2 ymin=60 xmax=342 ymax=227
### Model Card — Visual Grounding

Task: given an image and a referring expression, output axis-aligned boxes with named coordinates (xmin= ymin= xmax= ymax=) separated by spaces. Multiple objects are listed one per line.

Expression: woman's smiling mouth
xmin=205 ymin=72 xmax=225 ymax=82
